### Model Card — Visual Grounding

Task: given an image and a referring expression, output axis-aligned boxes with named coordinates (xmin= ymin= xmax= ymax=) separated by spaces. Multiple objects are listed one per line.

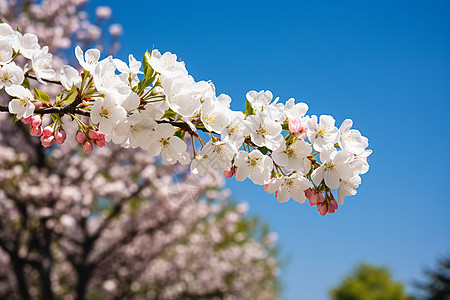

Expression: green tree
xmin=330 ymin=263 xmax=411 ymax=300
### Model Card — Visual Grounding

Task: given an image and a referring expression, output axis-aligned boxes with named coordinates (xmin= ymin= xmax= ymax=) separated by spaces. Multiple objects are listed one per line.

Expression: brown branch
xmin=0 ymin=104 xmax=91 ymax=117
xmin=26 ymin=73 xmax=62 ymax=85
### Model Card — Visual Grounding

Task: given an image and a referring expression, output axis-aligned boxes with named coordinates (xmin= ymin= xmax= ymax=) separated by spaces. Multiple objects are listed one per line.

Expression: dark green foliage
xmin=415 ymin=254 xmax=450 ymax=300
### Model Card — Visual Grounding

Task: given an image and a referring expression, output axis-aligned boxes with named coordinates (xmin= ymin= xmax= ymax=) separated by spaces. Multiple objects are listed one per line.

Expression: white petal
xmin=324 ymin=170 xmax=340 ymax=189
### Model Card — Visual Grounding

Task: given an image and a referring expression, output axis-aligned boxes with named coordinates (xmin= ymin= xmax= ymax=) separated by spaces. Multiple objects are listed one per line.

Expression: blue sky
xmin=89 ymin=0 xmax=450 ymax=299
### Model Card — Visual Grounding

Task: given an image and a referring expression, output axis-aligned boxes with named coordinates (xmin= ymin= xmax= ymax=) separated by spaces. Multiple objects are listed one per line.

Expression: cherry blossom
xmin=6 ymin=85 xmax=35 ymax=119
xmin=0 ymin=18 xmax=372 ymax=216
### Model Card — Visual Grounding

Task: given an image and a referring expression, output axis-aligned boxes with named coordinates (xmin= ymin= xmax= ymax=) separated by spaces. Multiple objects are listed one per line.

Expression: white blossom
xmin=311 ymin=144 xmax=354 ymax=189
xmin=266 ymin=174 xmax=312 ymax=204
xmin=284 ymin=98 xmax=308 ymax=120
xmin=150 ymin=49 xmax=188 ymax=79
xmin=31 ymin=46 xmax=56 ymax=84
xmin=90 ymin=93 xmax=127 ymax=135
xmin=201 ymin=94 xmax=231 ymax=134
xmin=0 ymin=62 xmax=24 ymax=89
xmin=147 ymin=123 xmax=189 ymax=165
xmin=234 ymin=150 xmax=273 ymax=185
xmin=272 ymin=139 xmax=312 ymax=173
xmin=60 ymin=65 xmax=82 ymax=90
xmin=190 ymin=140 xmax=236 ymax=175
xmin=307 ymin=115 xmax=339 ymax=151
xmin=337 ymin=174 xmax=361 ymax=205
xmin=7 ymin=85 xmax=35 ymax=119
xmin=246 ymin=111 xmax=284 ymax=151
xmin=18 ymin=33 xmax=40 ymax=59
xmin=75 ymin=46 xmax=101 ymax=72
xmin=0 ymin=41 xmax=13 ymax=65
xmin=338 ymin=119 xmax=369 ymax=155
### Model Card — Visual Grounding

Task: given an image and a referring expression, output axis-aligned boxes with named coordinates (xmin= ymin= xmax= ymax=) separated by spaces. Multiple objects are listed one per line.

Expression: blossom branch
xmin=25 ymin=73 xmax=62 ymax=85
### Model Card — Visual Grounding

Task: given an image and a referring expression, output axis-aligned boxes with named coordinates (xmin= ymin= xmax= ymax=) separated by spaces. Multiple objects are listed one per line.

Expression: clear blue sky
xmin=89 ymin=1 xmax=450 ymax=299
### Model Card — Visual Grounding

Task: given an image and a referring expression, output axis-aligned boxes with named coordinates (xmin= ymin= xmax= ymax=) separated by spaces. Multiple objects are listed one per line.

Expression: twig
xmin=26 ymin=73 xmax=62 ymax=85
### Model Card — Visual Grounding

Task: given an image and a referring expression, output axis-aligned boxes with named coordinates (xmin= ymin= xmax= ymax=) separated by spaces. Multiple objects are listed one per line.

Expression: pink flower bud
xmin=40 ymin=135 xmax=55 ymax=148
xmin=54 ymin=130 xmax=66 ymax=145
xmin=75 ymin=131 xmax=85 ymax=144
xmin=21 ymin=116 xmax=32 ymax=124
xmin=289 ymin=118 xmax=308 ymax=140
xmin=328 ymin=198 xmax=338 ymax=214
xmin=42 ymin=126 xmax=53 ymax=138
xmin=97 ymin=131 xmax=105 ymax=141
xmin=30 ymin=126 xmax=43 ymax=136
xmin=305 ymin=188 xmax=325 ymax=206
xmin=83 ymin=141 xmax=93 ymax=153
xmin=289 ymin=118 xmax=302 ymax=133
xmin=224 ymin=168 xmax=234 ymax=178
xmin=317 ymin=202 xmax=328 ymax=216
xmin=95 ymin=139 xmax=106 ymax=148
xmin=30 ymin=115 xmax=42 ymax=128
xmin=304 ymin=188 xmax=313 ymax=199
xmin=88 ymin=129 xmax=100 ymax=140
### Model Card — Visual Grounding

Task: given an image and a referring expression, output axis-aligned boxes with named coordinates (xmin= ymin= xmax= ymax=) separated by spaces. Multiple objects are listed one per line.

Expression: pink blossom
xmin=88 ymin=129 xmax=100 ymax=140
xmin=54 ymin=130 xmax=66 ymax=145
xmin=95 ymin=139 xmax=105 ymax=148
xmin=30 ymin=115 xmax=42 ymax=127
xmin=75 ymin=131 xmax=85 ymax=143
xmin=30 ymin=126 xmax=43 ymax=136
xmin=42 ymin=126 xmax=53 ymax=138
xmin=288 ymin=118 xmax=308 ymax=139
xmin=224 ymin=168 xmax=234 ymax=178
xmin=83 ymin=141 xmax=93 ymax=153
xmin=327 ymin=198 xmax=338 ymax=214
xmin=304 ymin=188 xmax=325 ymax=206
xmin=40 ymin=135 xmax=54 ymax=148
xmin=317 ymin=202 xmax=328 ymax=216
xmin=21 ymin=116 xmax=32 ymax=124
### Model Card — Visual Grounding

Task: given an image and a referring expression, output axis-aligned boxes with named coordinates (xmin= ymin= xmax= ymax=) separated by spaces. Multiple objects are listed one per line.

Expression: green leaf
xmin=143 ymin=50 xmax=154 ymax=78
xmin=281 ymin=122 xmax=289 ymax=131
xmin=62 ymin=85 xmax=78 ymax=104
xmin=258 ymin=146 xmax=270 ymax=155
xmin=33 ymin=86 xmax=50 ymax=103
xmin=161 ymin=109 xmax=177 ymax=119
xmin=50 ymin=113 xmax=60 ymax=123
xmin=175 ymin=129 xmax=186 ymax=140
xmin=21 ymin=77 xmax=30 ymax=90
xmin=0 ymin=19 xmax=3 ymax=24
xmin=12 ymin=115 xmax=20 ymax=123
xmin=137 ymin=50 xmax=157 ymax=93
xmin=245 ymin=100 xmax=255 ymax=116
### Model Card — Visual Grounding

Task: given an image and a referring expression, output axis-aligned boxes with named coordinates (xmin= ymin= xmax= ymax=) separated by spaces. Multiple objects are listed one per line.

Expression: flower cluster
xmin=0 ymin=21 xmax=371 ymax=215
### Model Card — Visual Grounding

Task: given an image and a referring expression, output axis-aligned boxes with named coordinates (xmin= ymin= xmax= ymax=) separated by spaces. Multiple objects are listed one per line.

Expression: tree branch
xmin=26 ymin=73 xmax=62 ymax=85
xmin=0 ymin=104 xmax=91 ymax=117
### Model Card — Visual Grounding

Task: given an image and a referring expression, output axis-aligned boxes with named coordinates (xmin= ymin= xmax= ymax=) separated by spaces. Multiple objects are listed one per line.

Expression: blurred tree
xmin=414 ymin=254 xmax=450 ymax=300
xmin=0 ymin=1 xmax=280 ymax=299
xmin=330 ymin=263 xmax=411 ymax=300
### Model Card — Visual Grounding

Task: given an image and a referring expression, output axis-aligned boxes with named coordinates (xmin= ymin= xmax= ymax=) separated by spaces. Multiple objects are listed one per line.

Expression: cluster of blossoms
xmin=0 ymin=21 xmax=371 ymax=215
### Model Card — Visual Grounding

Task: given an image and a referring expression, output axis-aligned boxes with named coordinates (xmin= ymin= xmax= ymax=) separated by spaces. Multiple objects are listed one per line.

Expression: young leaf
xmin=245 ymin=100 xmax=255 ymax=116
xmin=62 ymin=85 xmax=78 ymax=104
xmin=33 ymin=86 xmax=50 ymax=103
xmin=21 ymin=77 xmax=31 ymax=90
xmin=258 ymin=146 xmax=270 ymax=155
